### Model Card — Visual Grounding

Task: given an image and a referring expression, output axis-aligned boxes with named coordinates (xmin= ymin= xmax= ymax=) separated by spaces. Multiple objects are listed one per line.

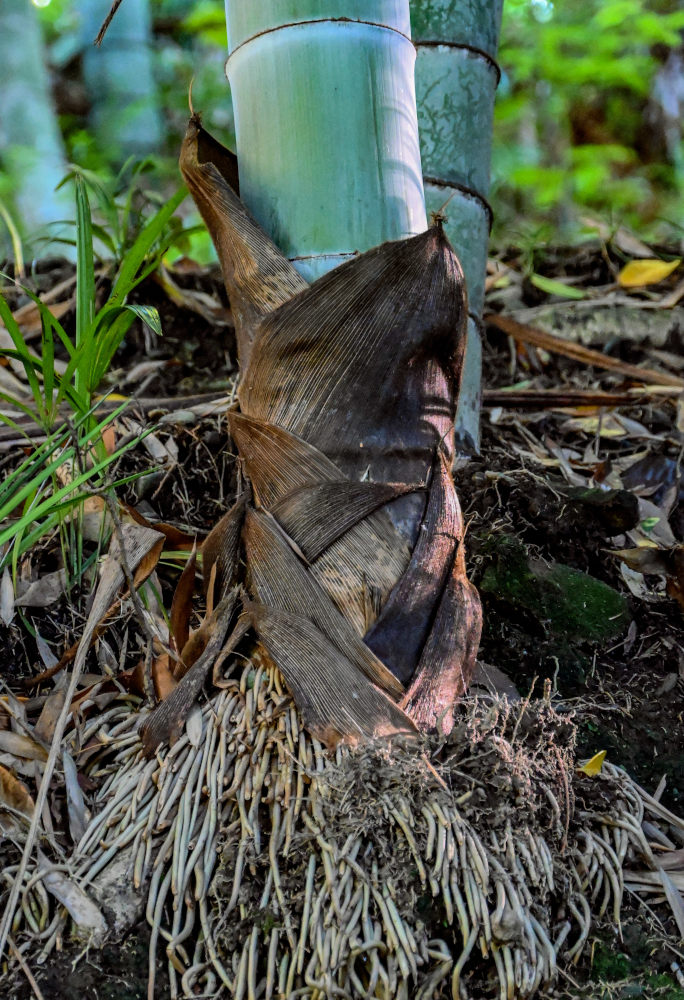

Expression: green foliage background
xmin=25 ymin=0 xmax=684 ymax=249
xmin=492 ymin=0 xmax=684 ymax=245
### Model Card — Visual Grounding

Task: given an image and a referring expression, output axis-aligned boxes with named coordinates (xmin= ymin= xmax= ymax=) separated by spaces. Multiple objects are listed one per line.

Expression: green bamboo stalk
xmin=0 ymin=0 xmax=73 ymax=256
xmin=224 ymin=0 xmax=427 ymax=281
xmin=79 ymin=0 xmax=163 ymax=159
xmin=411 ymin=0 xmax=504 ymax=451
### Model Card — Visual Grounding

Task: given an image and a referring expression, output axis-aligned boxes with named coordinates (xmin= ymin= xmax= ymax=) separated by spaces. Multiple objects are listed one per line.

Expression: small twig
xmin=94 ymin=0 xmax=124 ymax=46
xmin=8 ymin=937 xmax=46 ymax=1000
xmin=486 ymin=313 xmax=684 ymax=389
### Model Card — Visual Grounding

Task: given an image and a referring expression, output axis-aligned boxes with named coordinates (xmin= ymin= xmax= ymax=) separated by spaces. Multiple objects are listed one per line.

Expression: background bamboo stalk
xmin=411 ymin=0 xmax=504 ymax=451
xmin=0 ymin=0 xmax=74 ymax=255
xmin=79 ymin=0 xmax=163 ymax=159
xmin=223 ymin=1 xmax=428 ymax=282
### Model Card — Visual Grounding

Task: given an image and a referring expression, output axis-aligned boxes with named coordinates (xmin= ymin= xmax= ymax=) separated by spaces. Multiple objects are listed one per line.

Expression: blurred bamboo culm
xmin=0 ymin=0 xmax=74 ymax=256
xmin=223 ymin=1 xmax=428 ymax=281
xmin=411 ymin=0 xmax=504 ymax=452
xmin=80 ymin=0 xmax=163 ymax=159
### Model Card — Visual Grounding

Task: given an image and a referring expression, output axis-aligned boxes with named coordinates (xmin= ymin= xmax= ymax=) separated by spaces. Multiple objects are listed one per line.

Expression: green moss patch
xmin=480 ymin=535 xmax=629 ymax=641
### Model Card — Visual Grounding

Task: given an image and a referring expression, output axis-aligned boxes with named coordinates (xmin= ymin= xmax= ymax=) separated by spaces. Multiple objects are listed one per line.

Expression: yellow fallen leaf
xmin=619 ymin=258 xmax=681 ymax=288
xmin=578 ymin=750 xmax=607 ymax=776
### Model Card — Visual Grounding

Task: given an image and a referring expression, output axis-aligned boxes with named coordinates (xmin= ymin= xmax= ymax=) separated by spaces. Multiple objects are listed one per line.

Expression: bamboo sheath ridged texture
xmin=410 ymin=0 xmax=504 ymax=451
xmin=171 ymin=115 xmax=481 ymax=745
xmin=223 ymin=0 xmax=428 ymax=280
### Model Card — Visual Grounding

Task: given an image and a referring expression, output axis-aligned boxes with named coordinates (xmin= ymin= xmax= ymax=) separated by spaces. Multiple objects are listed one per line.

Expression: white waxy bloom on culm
xmin=224 ymin=1 xmax=428 ymax=281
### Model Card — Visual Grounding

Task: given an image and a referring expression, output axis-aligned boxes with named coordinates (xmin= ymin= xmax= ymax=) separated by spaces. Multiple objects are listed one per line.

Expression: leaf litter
xmin=1 ymin=166 xmax=684 ymax=998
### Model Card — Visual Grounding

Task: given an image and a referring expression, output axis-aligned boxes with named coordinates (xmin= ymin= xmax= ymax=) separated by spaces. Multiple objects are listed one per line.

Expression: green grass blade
xmin=0 ymin=198 xmax=24 ymax=279
xmin=0 ymin=390 xmax=42 ymax=425
xmin=0 ymin=294 xmax=46 ymax=423
xmin=90 ymin=309 xmax=136 ymax=390
xmin=75 ymin=176 xmax=95 ymax=403
xmin=108 ymin=187 xmax=186 ymax=308
xmin=0 ymin=400 xmax=129 ymax=518
xmin=40 ymin=313 xmax=55 ymax=424
xmin=0 ymin=437 xmax=140 ymax=550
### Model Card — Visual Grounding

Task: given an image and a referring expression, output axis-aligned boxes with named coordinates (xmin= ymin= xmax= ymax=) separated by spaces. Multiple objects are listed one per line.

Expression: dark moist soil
xmin=11 ymin=921 xmax=169 ymax=1000
xmin=3 ymin=244 xmax=684 ymax=999
xmin=454 ymin=427 xmax=684 ymax=815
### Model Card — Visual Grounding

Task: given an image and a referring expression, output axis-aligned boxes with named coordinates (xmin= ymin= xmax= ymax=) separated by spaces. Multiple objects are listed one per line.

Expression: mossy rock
xmin=480 ymin=535 xmax=629 ymax=641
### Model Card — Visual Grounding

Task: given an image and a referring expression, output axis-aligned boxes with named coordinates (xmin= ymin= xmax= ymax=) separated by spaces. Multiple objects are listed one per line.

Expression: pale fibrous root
xmin=4 ymin=653 xmax=683 ymax=999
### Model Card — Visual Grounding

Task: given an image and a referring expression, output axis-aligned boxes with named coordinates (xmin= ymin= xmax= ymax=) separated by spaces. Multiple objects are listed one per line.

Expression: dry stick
xmin=94 ymin=0 xmax=124 ymax=45
xmin=0 ymin=392 xmax=231 ymax=447
xmin=486 ymin=313 xmax=684 ymax=389
xmin=8 ymin=937 xmax=46 ymax=1000
xmin=482 ymin=388 xmax=677 ymax=408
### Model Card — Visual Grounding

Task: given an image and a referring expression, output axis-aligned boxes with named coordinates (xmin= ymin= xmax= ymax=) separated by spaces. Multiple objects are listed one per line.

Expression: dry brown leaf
xmin=33 ymin=679 xmax=68 ymax=744
xmin=14 ymin=569 xmax=66 ymax=609
xmin=0 ymin=764 xmax=34 ymax=833
xmin=123 ymin=504 xmax=198 ymax=550
xmin=170 ymin=545 xmax=197 ymax=658
xmin=152 ymin=652 xmax=177 ymax=702
xmin=487 ymin=314 xmax=684 ymax=390
xmin=0 ymin=731 xmax=48 ymax=762
xmin=140 ymin=591 xmax=240 ymax=753
xmin=9 ymin=297 xmax=72 ymax=338
xmin=0 ymin=568 xmax=14 ymax=626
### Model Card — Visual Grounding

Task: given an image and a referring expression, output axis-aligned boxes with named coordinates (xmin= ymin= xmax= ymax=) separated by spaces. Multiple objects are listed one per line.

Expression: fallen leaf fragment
xmin=579 ymin=750 xmax=607 ymax=776
xmin=619 ymin=258 xmax=681 ymax=288
xmin=530 ymin=274 xmax=586 ymax=300
xmin=170 ymin=545 xmax=197 ymax=657
xmin=0 ymin=731 xmax=48 ymax=762
xmin=63 ymin=749 xmax=88 ymax=844
xmin=14 ymin=569 xmax=67 ymax=609
xmin=657 ymin=866 xmax=684 ymax=940
xmin=0 ymin=763 xmax=34 ymax=834
xmin=0 ymin=568 xmax=14 ymax=626
xmin=36 ymin=848 xmax=107 ymax=945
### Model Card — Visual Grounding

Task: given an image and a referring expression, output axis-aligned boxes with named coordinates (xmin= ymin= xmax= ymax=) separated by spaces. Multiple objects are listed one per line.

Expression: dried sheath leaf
xmin=179 ymin=116 xmax=307 ymax=368
xmin=401 ymin=551 xmax=482 ymax=735
xmin=365 ymin=454 xmax=459 ymax=684
xmin=271 ymin=480 xmax=421 ymax=561
xmin=244 ymin=508 xmax=403 ymax=698
xmin=170 ymin=545 xmax=197 ymax=659
xmin=201 ymin=492 xmax=247 ymax=601
xmin=231 ymin=413 xmax=408 ymax=634
xmin=0 ymin=764 xmax=34 ymax=834
xmin=246 ymin=602 xmax=416 ymax=747
xmin=240 ymin=224 xmax=466 ymax=486
xmin=140 ymin=590 xmax=240 ymax=754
